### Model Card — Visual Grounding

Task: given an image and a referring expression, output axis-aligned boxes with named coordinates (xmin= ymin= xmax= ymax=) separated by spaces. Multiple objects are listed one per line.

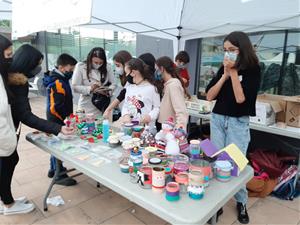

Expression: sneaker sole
xmin=4 ymin=205 xmax=35 ymax=216
xmin=0 ymin=197 xmax=28 ymax=214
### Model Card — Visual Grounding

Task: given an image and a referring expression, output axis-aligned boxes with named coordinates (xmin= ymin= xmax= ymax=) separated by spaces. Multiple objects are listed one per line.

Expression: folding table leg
xmin=43 ymin=158 xmax=61 ymax=211
xmin=211 ymin=214 xmax=217 ymax=225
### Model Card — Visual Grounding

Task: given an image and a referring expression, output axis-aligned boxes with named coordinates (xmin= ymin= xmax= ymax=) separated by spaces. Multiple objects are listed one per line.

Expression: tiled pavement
xmin=1 ymin=97 xmax=299 ymax=225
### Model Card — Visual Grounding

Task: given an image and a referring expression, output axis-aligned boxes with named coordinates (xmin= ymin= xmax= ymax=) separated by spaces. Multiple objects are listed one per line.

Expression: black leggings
xmin=0 ymin=150 xmax=19 ymax=205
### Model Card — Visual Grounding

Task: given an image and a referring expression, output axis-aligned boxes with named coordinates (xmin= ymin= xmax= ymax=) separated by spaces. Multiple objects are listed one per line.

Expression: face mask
xmin=126 ymin=74 xmax=134 ymax=84
xmin=64 ymin=71 xmax=73 ymax=79
xmin=224 ymin=51 xmax=238 ymax=61
xmin=29 ymin=65 xmax=42 ymax=78
xmin=154 ymin=69 xmax=162 ymax=81
xmin=115 ymin=67 xmax=124 ymax=75
xmin=92 ymin=63 xmax=101 ymax=70
xmin=1 ymin=57 xmax=12 ymax=71
xmin=176 ymin=62 xmax=185 ymax=69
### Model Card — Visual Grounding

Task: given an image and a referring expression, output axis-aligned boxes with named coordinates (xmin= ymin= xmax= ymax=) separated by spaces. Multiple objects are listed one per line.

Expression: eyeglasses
xmin=223 ymin=48 xmax=239 ymax=53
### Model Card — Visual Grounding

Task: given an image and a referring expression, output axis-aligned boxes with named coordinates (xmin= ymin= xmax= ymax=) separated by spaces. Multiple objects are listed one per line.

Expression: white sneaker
xmin=0 ymin=197 xmax=28 ymax=214
xmin=3 ymin=201 xmax=35 ymax=216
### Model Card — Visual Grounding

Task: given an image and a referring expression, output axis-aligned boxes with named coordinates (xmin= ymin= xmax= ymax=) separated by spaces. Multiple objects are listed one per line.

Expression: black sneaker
xmin=55 ymin=175 xmax=77 ymax=186
xmin=207 ymin=208 xmax=223 ymax=224
xmin=237 ymin=202 xmax=249 ymax=224
xmin=48 ymin=170 xmax=54 ymax=178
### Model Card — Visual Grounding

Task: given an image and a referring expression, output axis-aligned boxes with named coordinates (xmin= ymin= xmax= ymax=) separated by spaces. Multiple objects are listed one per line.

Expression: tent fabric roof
xmin=0 ymin=0 xmax=12 ymax=20
xmin=85 ymin=0 xmax=300 ymax=41
xmin=8 ymin=0 xmax=300 ymax=51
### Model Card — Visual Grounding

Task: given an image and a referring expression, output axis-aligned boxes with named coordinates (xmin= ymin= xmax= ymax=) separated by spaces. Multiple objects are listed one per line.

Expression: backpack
xmin=272 ymin=176 xmax=300 ymax=200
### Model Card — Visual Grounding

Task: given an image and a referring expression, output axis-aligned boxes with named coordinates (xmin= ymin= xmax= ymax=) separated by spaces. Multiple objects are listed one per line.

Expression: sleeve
xmin=72 ymin=63 xmax=91 ymax=95
xmin=241 ymin=65 xmax=261 ymax=101
xmin=205 ymin=66 xmax=224 ymax=93
xmin=169 ymin=84 xmax=189 ymax=128
xmin=11 ymin=84 xmax=62 ymax=135
xmin=49 ymin=80 xmax=68 ymax=120
xmin=148 ymin=88 xmax=161 ymax=121
xmin=116 ymin=88 xmax=126 ymax=102
xmin=180 ymin=68 xmax=190 ymax=81
xmin=107 ymin=65 xmax=116 ymax=91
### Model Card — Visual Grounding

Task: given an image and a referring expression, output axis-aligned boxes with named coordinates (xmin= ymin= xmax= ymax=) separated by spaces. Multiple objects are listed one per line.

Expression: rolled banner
xmin=152 ymin=167 xmax=165 ymax=189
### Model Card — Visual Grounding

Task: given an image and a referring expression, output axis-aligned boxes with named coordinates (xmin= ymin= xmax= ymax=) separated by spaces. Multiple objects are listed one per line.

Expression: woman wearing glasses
xmin=206 ymin=31 xmax=261 ymax=224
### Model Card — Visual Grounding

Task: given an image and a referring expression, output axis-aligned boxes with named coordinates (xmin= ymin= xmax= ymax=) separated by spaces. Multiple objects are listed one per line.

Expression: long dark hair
xmin=113 ymin=50 xmax=132 ymax=86
xmin=9 ymin=44 xmax=43 ymax=76
xmin=126 ymin=58 xmax=162 ymax=96
xmin=0 ymin=34 xmax=13 ymax=102
xmin=224 ymin=31 xmax=259 ymax=70
xmin=86 ymin=47 xmax=107 ymax=82
xmin=156 ymin=56 xmax=189 ymax=97
xmin=138 ymin=53 xmax=163 ymax=98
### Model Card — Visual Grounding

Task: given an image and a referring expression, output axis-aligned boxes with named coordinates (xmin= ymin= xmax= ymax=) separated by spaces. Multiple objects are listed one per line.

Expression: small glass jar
xmin=123 ymin=123 xmax=134 ymax=136
xmin=129 ymin=149 xmax=143 ymax=169
xmin=189 ymin=140 xmax=201 ymax=160
xmin=173 ymin=159 xmax=189 ymax=174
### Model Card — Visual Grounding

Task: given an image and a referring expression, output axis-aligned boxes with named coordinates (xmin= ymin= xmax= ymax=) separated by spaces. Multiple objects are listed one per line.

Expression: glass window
xmin=280 ymin=30 xmax=300 ymax=96
xmin=197 ymin=31 xmax=289 ymax=96
xmin=197 ymin=36 xmax=224 ymax=93
xmin=250 ymin=32 xmax=285 ymax=94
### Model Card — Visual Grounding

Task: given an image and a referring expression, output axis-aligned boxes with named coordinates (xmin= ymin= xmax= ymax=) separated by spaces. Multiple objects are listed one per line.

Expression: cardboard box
xmin=256 ymin=94 xmax=288 ymax=122
xmin=250 ymin=94 xmax=288 ymax=125
xmin=285 ymin=96 xmax=300 ymax=128
xmin=185 ymin=96 xmax=214 ymax=113
xmin=250 ymin=102 xmax=276 ymax=125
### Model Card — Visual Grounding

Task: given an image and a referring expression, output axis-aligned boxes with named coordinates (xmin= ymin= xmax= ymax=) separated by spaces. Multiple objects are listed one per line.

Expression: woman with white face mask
xmin=206 ymin=31 xmax=261 ymax=224
xmin=113 ymin=50 xmax=132 ymax=87
xmin=72 ymin=47 xmax=116 ymax=115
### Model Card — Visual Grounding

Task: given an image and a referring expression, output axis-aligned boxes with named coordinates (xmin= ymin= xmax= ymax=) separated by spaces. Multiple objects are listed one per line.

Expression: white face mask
xmin=224 ymin=51 xmax=238 ymax=61
xmin=115 ymin=67 xmax=124 ymax=75
xmin=92 ymin=63 xmax=101 ymax=70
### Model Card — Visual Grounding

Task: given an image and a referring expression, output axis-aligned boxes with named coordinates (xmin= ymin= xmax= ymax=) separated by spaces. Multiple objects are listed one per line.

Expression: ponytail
xmin=156 ymin=56 xmax=190 ymax=98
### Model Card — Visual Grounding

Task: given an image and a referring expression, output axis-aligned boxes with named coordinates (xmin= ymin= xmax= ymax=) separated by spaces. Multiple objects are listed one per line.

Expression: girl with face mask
xmin=0 ymin=37 xmax=35 ymax=215
xmin=103 ymin=52 xmax=162 ymax=120
xmin=113 ymin=50 xmax=132 ymax=87
xmin=206 ymin=31 xmax=261 ymax=224
xmin=118 ymin=58 xmax=160 ymax=132
xmin=7 ymin=44 xmax=74 ymax=137
xmin=72 ymin=47 xmax=116 ymax=115
xmin=155 ymin=56 xmax=189 ymax=131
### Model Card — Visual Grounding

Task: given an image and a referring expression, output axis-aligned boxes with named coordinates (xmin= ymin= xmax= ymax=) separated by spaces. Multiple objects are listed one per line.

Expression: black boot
xmin=207 ymin=208 xmax=223 ymax=224
xmin=237 ymin=202 xmax=249 ymax=224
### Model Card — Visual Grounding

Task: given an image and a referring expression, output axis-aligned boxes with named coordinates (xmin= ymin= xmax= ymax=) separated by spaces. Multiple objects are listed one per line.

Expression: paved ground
xmin=1 ymin=97 xmax=299 ymax=225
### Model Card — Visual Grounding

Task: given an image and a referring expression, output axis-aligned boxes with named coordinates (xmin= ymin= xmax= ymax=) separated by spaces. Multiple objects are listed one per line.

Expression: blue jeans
xmin=49 ymin=155 xmax=64 ymax=174
xmin=210 ymin=113 xmax=250 ymax=205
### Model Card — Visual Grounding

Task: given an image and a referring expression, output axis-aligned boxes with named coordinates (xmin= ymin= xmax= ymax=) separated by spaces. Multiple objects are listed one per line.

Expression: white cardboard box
xmin=250 ymin=102 xmax=276 ymax=125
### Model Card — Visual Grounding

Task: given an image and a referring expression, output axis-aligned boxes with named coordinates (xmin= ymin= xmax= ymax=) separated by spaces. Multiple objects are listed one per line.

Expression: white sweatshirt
xmin=0 ymin=75 xmax=17 ymax=157
xmin=72 ymin=62 xmax=116 ymax=115
xmin=122 ymin=81 xmax=160 ymax=130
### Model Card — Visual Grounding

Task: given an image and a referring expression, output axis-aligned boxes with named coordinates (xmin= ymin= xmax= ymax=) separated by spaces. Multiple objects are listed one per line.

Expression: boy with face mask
xmin=43 ymin=53 xmax=78 ymax=185
xmin=175 ymin=51 xmax=190 ymax=88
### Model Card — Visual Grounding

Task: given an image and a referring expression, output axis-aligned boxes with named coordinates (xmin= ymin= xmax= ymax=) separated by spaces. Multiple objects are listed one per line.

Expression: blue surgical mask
xmin=154 ymin=69 xmax=162 ymax=81
xmin=224 ymin=51 xmax=238 ymax=61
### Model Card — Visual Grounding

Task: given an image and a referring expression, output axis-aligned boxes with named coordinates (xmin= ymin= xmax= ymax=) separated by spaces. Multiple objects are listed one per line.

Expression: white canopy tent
xmin=9 ymin=0 xmax=300 ymax=55
xmin=0 ymin=0 xmax=11 ymax=20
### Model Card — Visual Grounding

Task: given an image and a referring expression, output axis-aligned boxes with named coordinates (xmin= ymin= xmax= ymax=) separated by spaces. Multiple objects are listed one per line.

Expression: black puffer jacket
xmin=8 ymin=72 xmax=61 ymax=135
